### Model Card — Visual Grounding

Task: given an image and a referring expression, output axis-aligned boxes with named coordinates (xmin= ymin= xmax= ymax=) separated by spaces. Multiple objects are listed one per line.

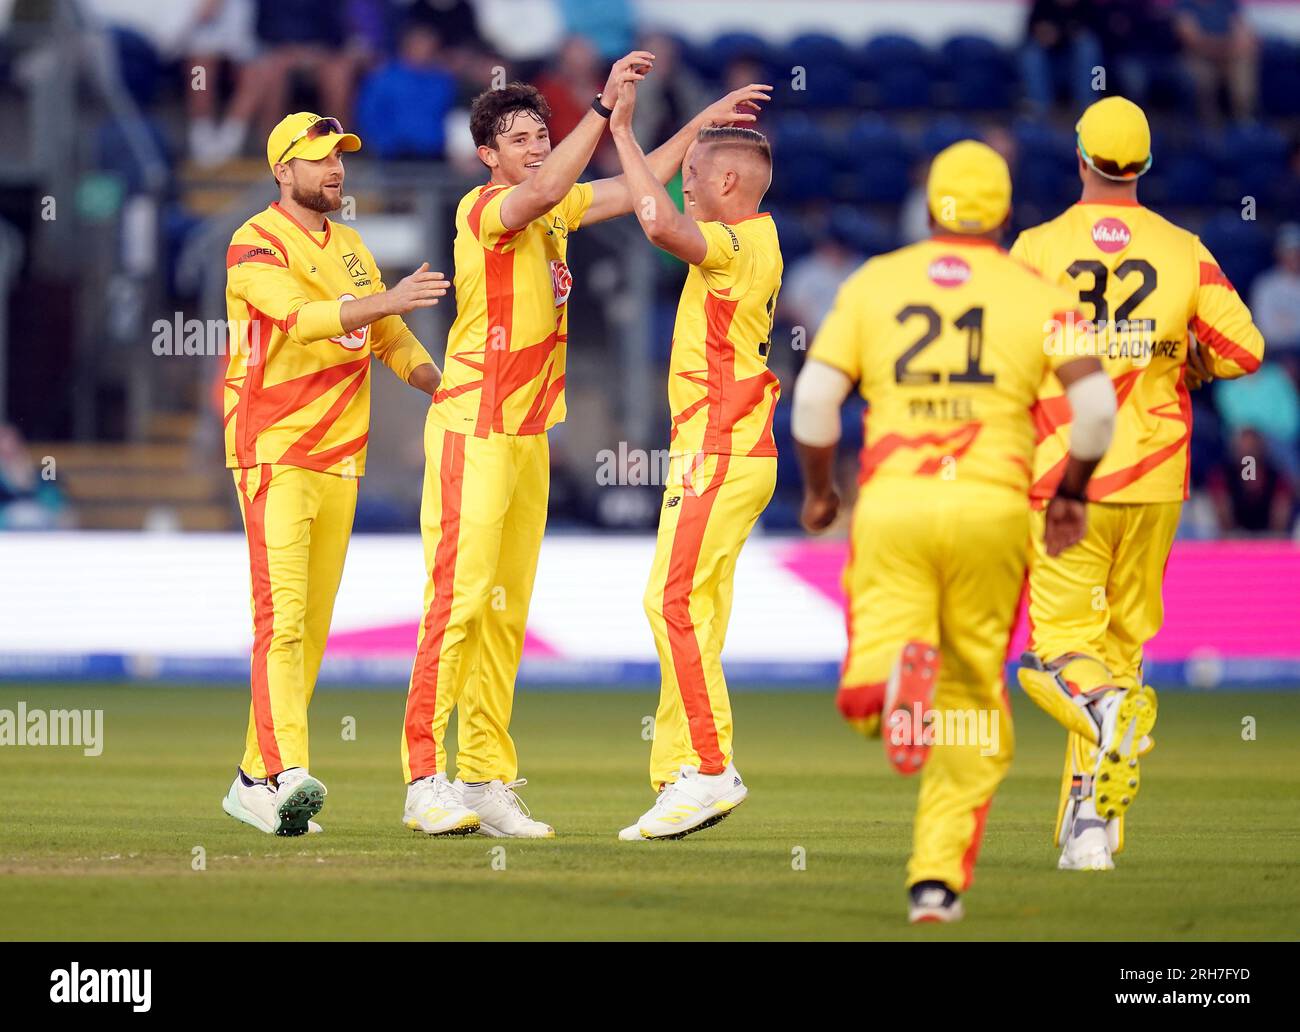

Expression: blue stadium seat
xmin=769 ymin=208 xmax=813 ymax=263
xmin=1198 ymin=213 xmax=1272 ymax=297
xmin=770 ymin=151 xmax=837 ymax=203
xmin=1220 ymin=123 xmax=1289 ymax=206
xmin=919 ymin=115 xmax=980 ymax=156
xmin=861 ymin=34 xmax=934 ymax=109
xmin=829 ymin=207 xmax=897 ymax=257
xmin=834 ymin=115 xmax=915 ymax=203
xmin=1144 ymin=149 xmax=1218 ymax=207
xmin=1012 ymin=119 xmax=1075 ymax=208
xmin=1259 ymin=38 xmax=1300 ymax=118
xmin=700 ymin=31 xmax=773 ymax=72
xmin=938 ymin=35 xmax=1015 ymax=111
xmin=783 ymin=61 xmax=859 ymax=111
xmin=771 ymin=113 xmax=835 ymax=157
xmin=781 ymin=32 xmax=854 ymax=70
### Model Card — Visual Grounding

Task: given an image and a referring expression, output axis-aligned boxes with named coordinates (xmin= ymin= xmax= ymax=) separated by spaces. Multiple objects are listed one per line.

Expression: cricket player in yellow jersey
xmin=398 ymin=52 xmax=774 ymax=837
xmin=792 ymin=141 xmax=1118 ymax=922
xmin=1010 ymin=97 xmax=1265 ymax=871
xmin=220 ymin=113 xmax=450 ymax=837
xmin=599 ymin=79 xmax=778 ymax=841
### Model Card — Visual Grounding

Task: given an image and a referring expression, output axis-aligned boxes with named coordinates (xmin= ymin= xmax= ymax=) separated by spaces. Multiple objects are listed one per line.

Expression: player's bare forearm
xmin=589 ymin=82 xmax=770 ymax=228
xmin=407 ymin=362 xmax=442 ymax=397
xmin=611 ymin=126 xmax=705 ymax=263
xmin=1057 ymin=454 xmax=1100 ymax=502
xmin=501 ymin=50 xmax=655 ymax=230
xmin=501 ymin=110 xmax=609 ymax=229
xmin=341 ymin=263 xmax=449 ymax=331
xmin=796 ymin=441 xmax=841 ymax=533
xmin=339 ymin=293 xmax=393 ymax=334
xmin=585 ymin=120 xmax=700 ymax=225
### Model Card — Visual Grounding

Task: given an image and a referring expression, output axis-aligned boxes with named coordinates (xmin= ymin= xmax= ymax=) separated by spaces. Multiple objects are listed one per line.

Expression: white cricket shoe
xmin=460 ymin=778 xmax=554 ymax=838
xmin=908 ymin=881 xmax=964 ymax=923
xmin=1058 ymin=797 xmax=1114 ymax=871
xmin=1092 ymin=686 xmax=1158 ymax=821
xmin=403 ymin=773 xmax=481 ymax=836
xmin=222 ymin=771 xmax=324 ymax=835
xmin=634 ymin=763 xmax=748 ymax=840
xmin=271 ymin=768 xmax=327 ymax=837
xmin=618 ymin=823 xmax=646 ymax=841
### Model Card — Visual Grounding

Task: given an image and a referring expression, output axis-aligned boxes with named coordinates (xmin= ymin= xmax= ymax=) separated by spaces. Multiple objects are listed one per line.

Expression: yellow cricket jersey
xmin=668 ymin=213 xmax=783 ymax=457
xmin=223 ymin=202 xmax=433 ymax=476
xmin=810 ymin=237 xmax=1083 ymax=494
xmin=1011 ymin=201 xmax=1264 ymax=503
xmin=430 ymin=181 xmax=594 ymax=438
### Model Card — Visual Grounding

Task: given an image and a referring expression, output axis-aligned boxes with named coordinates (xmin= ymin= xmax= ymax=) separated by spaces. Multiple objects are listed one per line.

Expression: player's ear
xmin=477 ymin=145 xmax=498 ymax=170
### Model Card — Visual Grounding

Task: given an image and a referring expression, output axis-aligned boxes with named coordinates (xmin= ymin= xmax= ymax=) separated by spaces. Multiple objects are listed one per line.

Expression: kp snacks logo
xmin=928 ymin=255 xmax=971 ymax=288
xmin=1092 ymin=217 xmax=1131 ymax=253
xmin=550 ymin=259 xmax=573 ymax=307
xmin=329 ymin=293 xmax=369 ymax=350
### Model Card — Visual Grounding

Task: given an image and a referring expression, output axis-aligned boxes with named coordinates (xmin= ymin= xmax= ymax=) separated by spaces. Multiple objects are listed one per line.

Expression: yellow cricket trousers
xmin=1027 ymin=500 xmax=1181 ymax=690
xmin=643 ymin=452 xmax=777 ymax=790
xmin=401 ymin=420 xmax=549 ymax=784
xmin=841 ymin=477 xmax=1027 ymax=892
xmin=233 ymin=462 xmax=357 ymax=779
xmin=1027 ymin=500 xmax=1180 ymax=846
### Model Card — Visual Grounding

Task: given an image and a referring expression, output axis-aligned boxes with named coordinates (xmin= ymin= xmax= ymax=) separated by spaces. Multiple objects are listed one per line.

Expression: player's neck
xmin=1078 ymin=183 xmax=1140 ymax=206
xmin=716 ymin=203 xmax=760 ymax=225
xmin=275 ymin=195 xmax=328 ymax=232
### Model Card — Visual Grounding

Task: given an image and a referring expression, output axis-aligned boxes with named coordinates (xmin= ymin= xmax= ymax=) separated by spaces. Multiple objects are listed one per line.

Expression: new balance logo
xmin=665 ymin=496 xmax=681 ymax=508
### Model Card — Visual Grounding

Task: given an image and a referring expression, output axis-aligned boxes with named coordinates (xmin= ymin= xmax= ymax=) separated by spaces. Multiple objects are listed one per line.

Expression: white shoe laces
xmin=487 ymin=778 xmax=533 ymax=819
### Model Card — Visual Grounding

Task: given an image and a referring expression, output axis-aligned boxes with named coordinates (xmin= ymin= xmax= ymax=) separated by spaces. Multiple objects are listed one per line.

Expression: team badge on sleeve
xmin=550 ymin=259 xmax=573 ymax=307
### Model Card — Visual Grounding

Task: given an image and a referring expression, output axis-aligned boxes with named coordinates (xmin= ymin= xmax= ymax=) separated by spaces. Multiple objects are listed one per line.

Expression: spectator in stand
xmin=404 ymin=0 xmax=490 ymax=76
xmin=1215 ymin=360 xmax=1300 ymax=485
xmin=1020 ymin=0 xmax=1106 ymax=113
xmin=782 ymin=226 xmax=861 ymax=336
xmin=557 ymin=0 xmax=635 ymax=62
xmin=0 ymin=425 xmax=69 ymax=530
xmin=1173 ymin=0 xmax=1258 ymax=123
xmin=1210 ymin=428 xmax=1294 ymax=534
xmin=632 ymin=32 xmax=707 ymax=149
xmin=355 ymin=22 xmax=458 ymax=159
xmin=180 ymin=0 xmax=263 ymax=165
xmin=1251 ymin=223 xmax=1300 ymax=379
xmin=535 ymin=35 xmax=616 ymax=172
xmin=251 ymin=0 xmax=358 ymax=138
xmin=1098 ymin=0 xmax=1179 ymax=103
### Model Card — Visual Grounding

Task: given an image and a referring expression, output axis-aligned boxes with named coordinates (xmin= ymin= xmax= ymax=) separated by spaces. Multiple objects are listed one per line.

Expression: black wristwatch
xmin=592 ymin=94 xmax=613 ymax=118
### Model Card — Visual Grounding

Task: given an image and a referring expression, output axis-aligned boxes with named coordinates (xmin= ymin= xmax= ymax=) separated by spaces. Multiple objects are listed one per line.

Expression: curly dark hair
xmin=468 ymin=82 xmax=552 ymax=150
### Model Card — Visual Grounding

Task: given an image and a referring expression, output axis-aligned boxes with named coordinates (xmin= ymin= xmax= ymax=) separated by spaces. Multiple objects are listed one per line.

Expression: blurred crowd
xmin=9 ymin=0 xmax=1299 ymax=537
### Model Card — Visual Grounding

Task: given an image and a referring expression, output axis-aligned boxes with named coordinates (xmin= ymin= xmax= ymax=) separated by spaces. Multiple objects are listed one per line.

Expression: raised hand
xmin=602 ymin=50 xmax=655 ymax=103
xmin=698 ymin=83 xmax=773 ymax=127
xmin=386 ymin=262 xmax=450 ymax=315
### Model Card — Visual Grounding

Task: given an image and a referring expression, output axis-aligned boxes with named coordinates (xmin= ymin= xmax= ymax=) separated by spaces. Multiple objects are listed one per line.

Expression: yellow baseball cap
xmin=927 ymin=140 xmax=1012 ymax=234
xmin=266 ymin=112 xmax=361 ymax=172
xmin=1076 ymin=97 xmax=1152 ymax=179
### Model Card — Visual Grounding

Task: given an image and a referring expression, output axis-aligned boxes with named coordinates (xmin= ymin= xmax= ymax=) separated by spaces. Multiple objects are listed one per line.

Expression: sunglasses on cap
xmin=276 ymin=117 xmax=345 ymax=165
xmin=1077 ymin=134 xmax=1152 ymax=181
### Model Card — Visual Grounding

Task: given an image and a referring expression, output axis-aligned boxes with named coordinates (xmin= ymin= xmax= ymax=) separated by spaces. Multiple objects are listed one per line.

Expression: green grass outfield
xmin=0 ymin=683 xmax=1296 ymax=941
